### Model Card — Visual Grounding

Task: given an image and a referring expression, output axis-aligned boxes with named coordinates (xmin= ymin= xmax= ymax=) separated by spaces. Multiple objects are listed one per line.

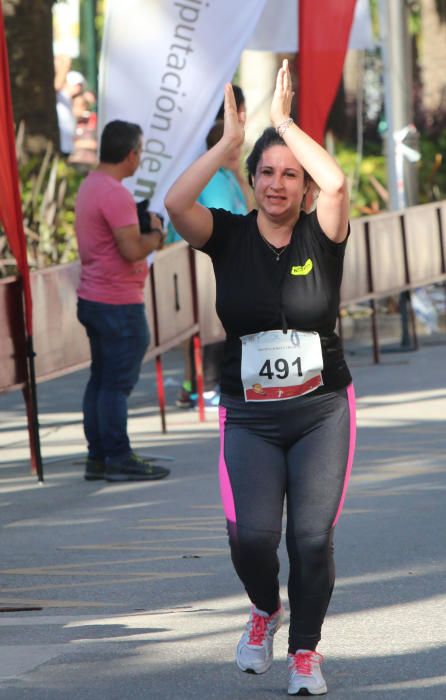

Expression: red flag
xmin=0 ymin=3 xmax=33 ymax=334
xmin=298 ymin=0 xmax=357 ymax=145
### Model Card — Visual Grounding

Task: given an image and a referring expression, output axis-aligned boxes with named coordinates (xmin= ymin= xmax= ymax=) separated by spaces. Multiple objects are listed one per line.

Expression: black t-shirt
xmin=199 ymin=208 xmax=351 ymax=397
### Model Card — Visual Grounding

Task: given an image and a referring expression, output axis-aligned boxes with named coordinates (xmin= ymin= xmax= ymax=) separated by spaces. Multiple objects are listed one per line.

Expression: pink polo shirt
xmin=75 ymin=170 xmax=148 ymax=304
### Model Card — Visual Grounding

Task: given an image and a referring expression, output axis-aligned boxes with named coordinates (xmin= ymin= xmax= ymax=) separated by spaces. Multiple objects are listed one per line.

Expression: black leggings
xmin=218 ymin=385 xmax=356 ymax=652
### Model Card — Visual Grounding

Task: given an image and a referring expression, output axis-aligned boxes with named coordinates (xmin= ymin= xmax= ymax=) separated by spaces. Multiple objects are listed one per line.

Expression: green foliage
xmin=335 ymin=129 xmax=446 ymax=217
xmin=0 ymin=133 xmax=85 ymax=278
xmin=95 ymin=0 xmax=106 ymax=44
xmin=335 ymin=143 xmax=387 ymax=218
xmin=418 ymin=131 xmax=446 ymax=202
xmin=20 ymin=151 xmax=83 ymax=271
xmin=368 ymin=0 xmax=421 ymax=37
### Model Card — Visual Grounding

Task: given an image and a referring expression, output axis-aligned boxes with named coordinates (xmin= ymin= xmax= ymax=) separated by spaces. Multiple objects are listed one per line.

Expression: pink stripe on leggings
xmin=332 ymin=383 xmax=357 ymax=527
xmin=218 ymin=406 xmax=236 ymax=523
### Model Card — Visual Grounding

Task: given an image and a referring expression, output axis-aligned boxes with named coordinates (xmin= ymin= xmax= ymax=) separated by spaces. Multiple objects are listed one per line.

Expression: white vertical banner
xmin=99 ymin=0 xmax=268 ymax=212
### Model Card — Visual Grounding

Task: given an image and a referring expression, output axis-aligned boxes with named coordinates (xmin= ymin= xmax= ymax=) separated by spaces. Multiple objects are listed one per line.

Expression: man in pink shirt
xmin=76 ymin=120 xmax=169 ymax=482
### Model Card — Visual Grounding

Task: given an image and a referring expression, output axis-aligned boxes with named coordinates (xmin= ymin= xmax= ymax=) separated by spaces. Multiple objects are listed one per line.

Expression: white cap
xmin=66 ymin=71 xmax=86 ymax=88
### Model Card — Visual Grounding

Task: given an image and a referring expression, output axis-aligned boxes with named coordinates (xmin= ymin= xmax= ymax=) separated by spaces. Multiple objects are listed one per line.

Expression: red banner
xmin=298 ymin=0 xmax=357 ymax=145
xmin=0 ymin=4 xmax=32 ymax=334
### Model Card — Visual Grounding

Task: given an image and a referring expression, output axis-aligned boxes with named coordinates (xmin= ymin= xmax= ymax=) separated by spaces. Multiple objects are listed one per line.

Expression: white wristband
xmin=276 ymin=118 xmax=294 ymax=138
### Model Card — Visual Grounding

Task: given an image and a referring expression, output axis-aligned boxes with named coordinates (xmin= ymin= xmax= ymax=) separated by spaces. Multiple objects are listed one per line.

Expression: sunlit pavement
xmin=0 ymin=342 xmax=445 ymax=699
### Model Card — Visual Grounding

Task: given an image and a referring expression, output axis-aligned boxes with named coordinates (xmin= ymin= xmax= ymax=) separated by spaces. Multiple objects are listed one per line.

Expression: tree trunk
xmin=419 ymin=0 xmax=446 ymax=124
xmin=3 ymin=0 xmax=59 ymax=153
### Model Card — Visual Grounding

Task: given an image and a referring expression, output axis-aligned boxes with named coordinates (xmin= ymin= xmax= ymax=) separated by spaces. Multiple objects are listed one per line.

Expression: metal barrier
xmin=0 ymin=242 xmax=204 ymax=441
xmin=1 ymin=200 xmax=446 ymax=471
xmin=0 ymin=276 xmax=27 ymax=391
xmin=31 ymin=263 xmax=90 ymax=380
xmin=339 ymin=201 xmax=446 ymax=358
xmin=148 ymin=240 xmax=201 ymax=429
xmin=194 ymin=250 xmax=225 ymax=346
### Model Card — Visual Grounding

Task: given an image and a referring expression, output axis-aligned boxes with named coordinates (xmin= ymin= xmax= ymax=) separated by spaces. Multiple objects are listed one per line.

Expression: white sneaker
xmin=287 ymin=650 xmax=327 ymax=695
xmin=236 ymin=605 xmax=283 ymax=674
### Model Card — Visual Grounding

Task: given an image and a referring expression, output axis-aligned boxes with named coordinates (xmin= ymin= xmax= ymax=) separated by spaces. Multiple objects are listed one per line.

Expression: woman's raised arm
xmin=164 ymin=84 xmax=245 ymax=248
xmin=270 ymin=60 xmax=349 ymax=243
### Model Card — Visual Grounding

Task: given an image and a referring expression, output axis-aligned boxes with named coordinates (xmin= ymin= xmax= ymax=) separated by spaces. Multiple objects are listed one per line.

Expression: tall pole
xmin=83 ymin=0 xmax=97 ymax=95
xmin=379 ymin=0 xmax=419 ymax=348
xmin=378 ymin=0 xmax=418 ymax=210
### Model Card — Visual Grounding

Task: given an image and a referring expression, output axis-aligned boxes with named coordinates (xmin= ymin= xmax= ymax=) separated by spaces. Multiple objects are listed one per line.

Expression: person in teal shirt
xmin=167 ymin=120 xmax=248 ymax=243
xmin=168 ymin=119 xmax=249 ymax=407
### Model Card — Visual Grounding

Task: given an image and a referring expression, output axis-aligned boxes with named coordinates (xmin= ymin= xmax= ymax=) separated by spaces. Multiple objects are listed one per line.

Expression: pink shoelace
xmin=291 ymin=651 xmax=324 ymax=676
xmin=248 ymin=612 xmax=268 ymax=646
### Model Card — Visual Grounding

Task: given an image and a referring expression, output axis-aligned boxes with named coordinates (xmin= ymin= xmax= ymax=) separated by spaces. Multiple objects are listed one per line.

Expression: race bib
xmin=240 ymin=330 xmax=323 ymax=402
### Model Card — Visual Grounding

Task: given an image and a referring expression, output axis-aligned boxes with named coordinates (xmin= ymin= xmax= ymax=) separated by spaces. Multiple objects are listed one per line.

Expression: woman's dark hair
xmin=216 ymin=84 xmax=245 ymax=119
xmin=246 ymin=127 xmax=286 ymax=187
xmin=206 ymin=120 xmax=224 ymax=150
xmin=100 ymin=120 xmax=142 ymax=163
xmin=246 ymin=126 xmax=310 ymax=188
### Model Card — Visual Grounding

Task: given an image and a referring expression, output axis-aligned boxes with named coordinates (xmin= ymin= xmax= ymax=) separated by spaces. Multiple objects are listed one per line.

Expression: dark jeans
xmin=77 ymin=298 xmax=150 ymax=462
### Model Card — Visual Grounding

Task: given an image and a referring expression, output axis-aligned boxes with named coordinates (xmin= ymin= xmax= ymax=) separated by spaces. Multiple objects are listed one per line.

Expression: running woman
xmin=165 ymin=59 xmax=356 ymax=696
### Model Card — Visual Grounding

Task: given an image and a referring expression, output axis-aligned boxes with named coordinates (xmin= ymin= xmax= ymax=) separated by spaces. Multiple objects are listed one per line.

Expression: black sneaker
xmin=84 ymin=458 xmax=106 ymax=481
xmin=104 ymin=452 xmax=170 ymax=482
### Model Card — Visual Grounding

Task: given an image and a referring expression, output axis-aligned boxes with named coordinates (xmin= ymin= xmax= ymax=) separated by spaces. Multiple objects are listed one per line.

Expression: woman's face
xmin=253 ymin=145 xmax=306 ymax=223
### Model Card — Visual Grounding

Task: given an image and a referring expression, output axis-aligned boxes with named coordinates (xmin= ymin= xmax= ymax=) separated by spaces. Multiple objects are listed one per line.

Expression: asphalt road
xmin=0 ymin=341 xmax=445 ymax=699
